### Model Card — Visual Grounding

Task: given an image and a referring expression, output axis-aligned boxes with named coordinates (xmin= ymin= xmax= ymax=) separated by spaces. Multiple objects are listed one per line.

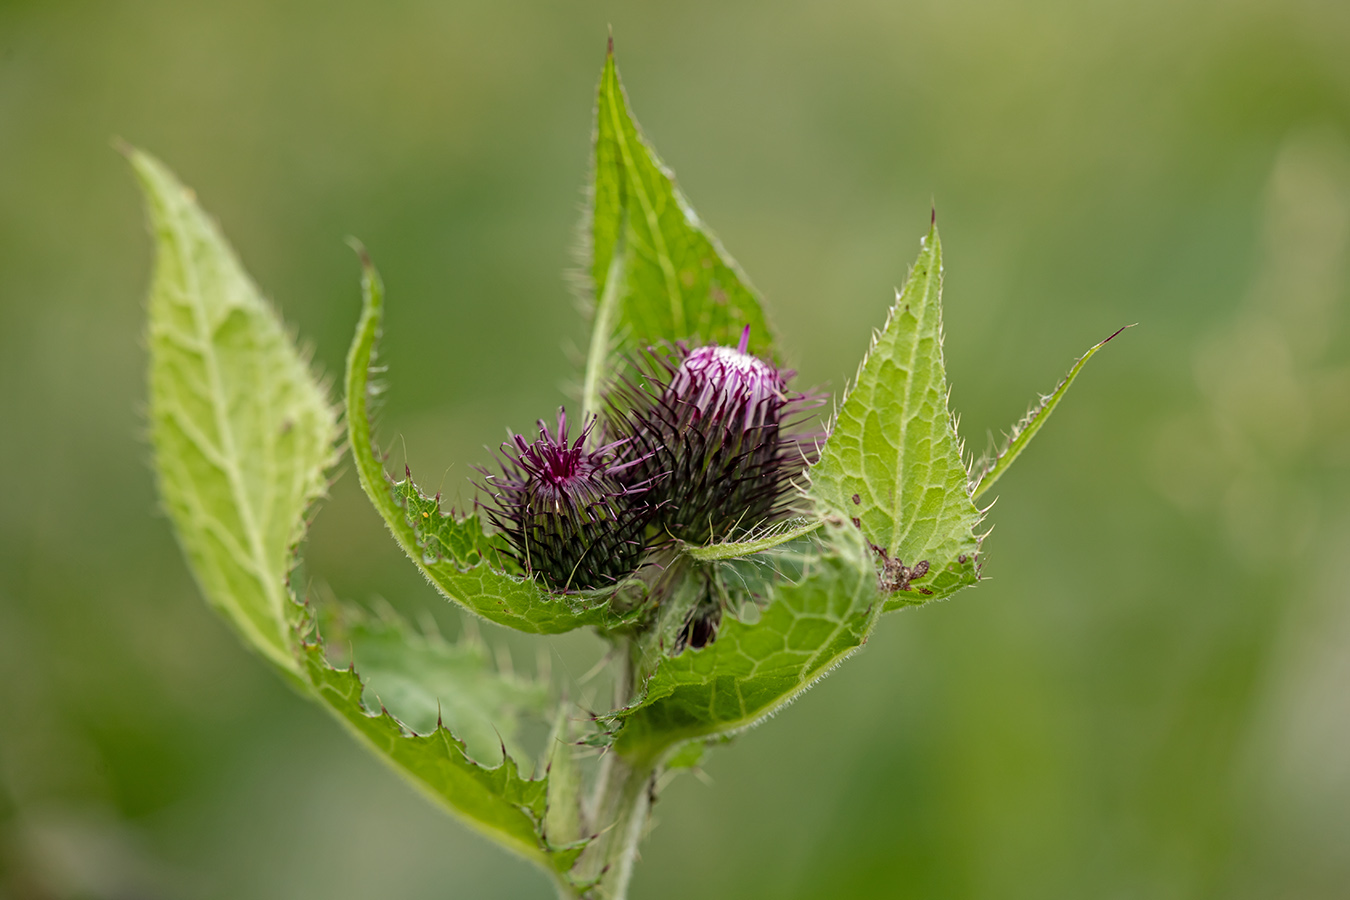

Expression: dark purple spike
xmin=476 ymin=407 xmax=656 ymax=591
xmin=607 ymin=337 xmax=826 ymax=545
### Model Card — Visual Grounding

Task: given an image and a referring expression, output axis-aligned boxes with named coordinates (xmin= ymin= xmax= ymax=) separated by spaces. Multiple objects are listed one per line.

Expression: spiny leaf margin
xmin=809 ymin=223 xmax=982 ymax=612
xmin=319 ymin=601 xmax=551 ymax=764
xmin=136 ymin=152 xmax=588 ymax=886
xmin=583 ymin=43 xmax=775 ymax=417
xmin=297 ymin=615 xmax=588 ymax=877
xmin=343 ymin=248 xmax=646 ymax=635
xmin=609 ymin=521 xmax=880 ymax=763
xmin=970 ymin=325 xmax=1130 ymax=501
xmin=136 ymin=147 xmax=337 ymax=676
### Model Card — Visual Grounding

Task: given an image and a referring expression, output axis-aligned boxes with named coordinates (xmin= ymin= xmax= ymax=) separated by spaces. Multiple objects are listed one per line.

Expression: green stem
xmin=576 ymin=639 xmax=659 ymax=900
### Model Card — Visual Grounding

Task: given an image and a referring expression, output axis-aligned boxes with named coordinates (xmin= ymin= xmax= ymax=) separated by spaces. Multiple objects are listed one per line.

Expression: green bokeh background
xmin=3 ymin=1 xmax=1349 ymax=897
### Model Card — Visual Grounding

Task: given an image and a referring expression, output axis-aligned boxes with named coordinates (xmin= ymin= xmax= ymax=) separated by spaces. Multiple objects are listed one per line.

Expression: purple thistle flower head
xmin=479 ymin=409 xmax=652 ymax=591
xmin=666 ymin=327 xmax=785 ymax=431
xmin=610 ymin=326 xmax=824 ymax=545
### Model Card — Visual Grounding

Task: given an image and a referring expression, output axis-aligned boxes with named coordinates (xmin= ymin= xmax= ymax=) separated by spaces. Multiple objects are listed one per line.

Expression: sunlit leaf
xmin=582 ymin=44 xmax=774 ymax=417
xmin=137 ymin=153 xmax=587 ymax=886
xmin=809 ymin=224 xmax=982 ymax=610
xmin=343 ymin=250 xmax=648 ymax=634
xmin=136 ymin=149 xmax=336 ymax=676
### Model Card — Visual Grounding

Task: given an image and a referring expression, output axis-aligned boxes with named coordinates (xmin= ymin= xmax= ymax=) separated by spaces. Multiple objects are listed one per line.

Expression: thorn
xmin=930 ymin=203 xmax=937 ymax=228
xmin=405 ymin=464 xmax=412 ymax=479
xmin=111 ymin=136 xmax=133 ymax=158
xmin=607 ymin=25 xmax=614 ymax=56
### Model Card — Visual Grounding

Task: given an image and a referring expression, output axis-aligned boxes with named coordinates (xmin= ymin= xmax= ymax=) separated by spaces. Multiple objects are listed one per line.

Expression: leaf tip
xmin=345 ymin=235 xmax=372 ymax=270
xmin=607 ymin=25 xmax=614 ymax=56
xmin=1105 ymin=323 xmax=1135 ymax=343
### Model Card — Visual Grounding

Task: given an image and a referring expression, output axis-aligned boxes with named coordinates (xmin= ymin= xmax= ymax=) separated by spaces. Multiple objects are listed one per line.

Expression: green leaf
xmin=135 ymin=149 xmax=336 ymax=676
xmin=683 ymin=517 xmax=823 ymax=562
xmin=320 ymin=603 xmax=550 ymax=765
xmin=583 ymin=44 xmax=774 ymax=417
xmin=611 ymin=523 xmax=880 ymax=762
xmin=135 ymin=154 xmax=587 ymax=887
xmin=809 ymin=224 xmax=982 ymax=611
xmin=970 ymin=325 xmax=1130 ymax=501
xmin=343 ymin=248 xmax=647 ymax=634
xmin=297 ymin=631 xmax=583 ymax=875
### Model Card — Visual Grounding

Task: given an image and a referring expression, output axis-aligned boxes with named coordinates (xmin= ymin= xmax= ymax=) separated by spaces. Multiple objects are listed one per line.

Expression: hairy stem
xmin=577 ymin=639 xmax=659 ymax=900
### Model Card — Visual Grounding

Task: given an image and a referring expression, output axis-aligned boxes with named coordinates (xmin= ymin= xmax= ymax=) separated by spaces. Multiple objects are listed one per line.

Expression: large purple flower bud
xmin=611 ymin=327 xmax=823 ymax=544
xmin=479 ymin=410 xmax=652 ymax=591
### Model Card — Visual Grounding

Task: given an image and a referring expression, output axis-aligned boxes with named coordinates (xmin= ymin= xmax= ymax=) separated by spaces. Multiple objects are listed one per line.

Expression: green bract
xmin=135 ymin=43 xmax=1120 ymax=900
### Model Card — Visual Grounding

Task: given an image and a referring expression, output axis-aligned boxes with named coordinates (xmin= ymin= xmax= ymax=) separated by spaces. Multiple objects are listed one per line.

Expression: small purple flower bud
xmin=611 ymin=327 xmax=824 ymax=544
xmin=479 ymin=409 xmax=652 ymax=591
xmin=666 ymin=327 xmax=784 ymax=431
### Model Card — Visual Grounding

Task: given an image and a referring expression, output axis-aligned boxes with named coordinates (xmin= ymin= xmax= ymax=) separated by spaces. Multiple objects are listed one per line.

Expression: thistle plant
xmin=131 ymin=41 xmax=1121 ymax=900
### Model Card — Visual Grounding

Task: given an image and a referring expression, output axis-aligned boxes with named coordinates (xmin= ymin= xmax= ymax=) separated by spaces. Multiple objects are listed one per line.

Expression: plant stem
xmin=576 ymin=637 xmax=659 ymax=900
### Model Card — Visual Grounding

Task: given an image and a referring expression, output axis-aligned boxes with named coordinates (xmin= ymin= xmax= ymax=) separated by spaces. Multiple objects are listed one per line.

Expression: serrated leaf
xmin=612 ymin=523 xmax=880 ymax=762
xmin=809 ymin=224 xmax=982 ymax=611
xmin=321 ymin=604 xmax=550 ymax=764
xmin=343 ymin=250 xmax=648 ymax=635
xmin=970 ymin=325 xmax=1129 ymax=501
xmin=135 ymin=155 xmax=586 ymax=884
xmin=297 ymin=635 xmax=585 ymax=874
xmin=582 ymin=45 xmax=774 ymax=417
xmin=136 ymin=149 xmax=336 ymax=676
xmin=310 ymin=605 xmax=593 ymax=878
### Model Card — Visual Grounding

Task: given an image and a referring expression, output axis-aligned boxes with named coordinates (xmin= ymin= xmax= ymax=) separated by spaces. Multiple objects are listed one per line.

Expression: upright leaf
xmin=583 ymin=44 xmax=774 ymax=416
xmin=136 ymin=149 xmax=336 ymax=675
xmin=970 ymin=325 xmax=1129 ymax=500
xmin=344 ymin=251 xmax=646 ymax=635
xmin=810 ymin=225 xmax=982 ymax=609
xmin=136 ymin=153 xmax=587 ymax=887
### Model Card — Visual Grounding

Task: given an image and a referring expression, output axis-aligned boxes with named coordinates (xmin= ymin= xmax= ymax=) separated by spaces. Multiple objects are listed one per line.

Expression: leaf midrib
xmin=603 ymin=67 xmax=687 ymax=339
xmin=887 ymin=241 xmax=937 ymax=558
xmin=163 ymin=185 xmax=288 ymax=663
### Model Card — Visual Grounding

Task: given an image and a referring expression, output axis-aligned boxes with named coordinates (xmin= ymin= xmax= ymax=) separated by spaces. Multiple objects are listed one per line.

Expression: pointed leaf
xmin=583 ymin=46 xmax=774 ymax=416
xmin=136 ymin=149 xmax=336 ymax=676
xmin=611 ymin=523 xmax=880 ymax=762
xmin=970 ymin=325 xmax=1129 ymax=501
xmin=683 ymin=517 xmax=823 ymax=562
xmin=135 ymin=154 xmax=586 ymax=887
xmin=810 ymin=225 xmax=982 ymax=611
xmin=343 ymin=251 xmax=648 ymax=634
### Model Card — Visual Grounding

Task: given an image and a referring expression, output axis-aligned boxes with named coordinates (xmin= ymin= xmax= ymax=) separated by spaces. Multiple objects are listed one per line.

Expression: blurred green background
xmin=3 ymin=0 xmax=1349 ymax=897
